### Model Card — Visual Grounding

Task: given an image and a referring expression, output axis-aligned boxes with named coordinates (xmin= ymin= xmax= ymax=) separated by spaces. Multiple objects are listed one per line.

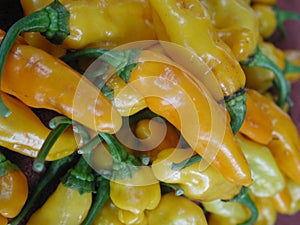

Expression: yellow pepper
xmin=200 ymin=0 xmax=260 ymax=62
xmin=252 ymin=3 xmax=277 ymax=39
xmin=0 ymin=216 xmax=7 ymax=225
xmin=251 ymin=0 xmax=277 ymax=5
xmin=20 ymin=0 xmax=157 ymax=50
xmin=286 ymin=177 xmax=300 ymax=215
xmin=208 ymin=213 xmax=242 ymax=225
xmin=284 ymin=49 xmax=300 ymax=83
xmin=251 ymin=195 xmax=277 ymax=225
xmin=236 ymin=133 xmax=285 ymax=197
xmin=243 ymin=41 xmax=285 ymax=93
xmin=247 ymin=89 xmax=300 ymax=185
xmin=109 ymin=166 xmax=161 ymax=225
xmin=271 ymin=183 xmax=292 ymax=214
xmin=0 ymin=92 xmax=78 ymax=160
xmin=148 ymin=0 xmax=248 ymax=133
xmin=27 ymin=157 xmax=94 ymax=225
xmin=152 ymin=148 xmax=242 ymax=201
xmin=146 ymin=192 xmax=208 ymax=225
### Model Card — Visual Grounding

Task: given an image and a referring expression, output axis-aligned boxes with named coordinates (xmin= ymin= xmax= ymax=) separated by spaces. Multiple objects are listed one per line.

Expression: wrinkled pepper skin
xmin=0 ymin=92 xmax=78 ymax=160
xmin=200 ymin=0 xmax=260 ymax=62
xmin=109 ymin=166 xmax=161 ymax=225
xmin=0 ymin=152 xmax=28 ymax=219
xmin=20 ymin=0 xmax=156 ymax=50
xmin=252 ymin=3 xmax=277 ymax=39
xmin=0 ymin=32 xmax=122 ymax=134
xmin=146 ymin=192 xmax=208 ymax=225
xmin=284 ymin=49 xmax=300 ymax=83
xmin=243 ymin=41 xmax=285 ymax=93
xmin=152 ymin=148 xmax=242 ymax=201
xmin=26 ymin=183 xmax=92 ymax=225
xmin=239 ymin=92 xmax=273 ymax=145
xmin=148 ymin=0 xmax=246 ymax=98
xmin=247 ymin=89 xmax=300 ymax=185
xmin=237 ymin=134 xmax=285 ymax=197
xmin=127 ymin=50 xmax=251 ymax=186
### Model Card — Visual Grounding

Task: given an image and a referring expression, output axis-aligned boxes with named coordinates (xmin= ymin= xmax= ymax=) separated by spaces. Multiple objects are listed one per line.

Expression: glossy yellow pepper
xmin=109 ymin=166 xmax=161 ymax=225
xmin=243 ymin=41 xmax=285 ymax=93
xmin=286 ymin=177 xmax=300 ymax=215
xmin=251 ymin=195 xmax=277 ymax=225
xmin=152 ymin=148 xmax=242 ymax=201
xmin=27 ymin=157 xmax=94 ymax=225
xmin=0 ymin=216 xmax=7 ymax=225
xmin=252 ymin=3 xmax=277 ymax=39
xmin=239 ymin=91 xmax=273 ymax=145
xmin=237 ymin=133 xmax=285 ymax=197
xmin=0 ymin=92 xmax=78 ymax=160
xmin=0 ymin=151 xmax=28 ymax=219
xmin=247 ymin=89 xmax=300 ymax=185
xmin=271 ymin=183 xmax=292 ymax=214
xmin=284 ymin=49 xmax=300 ymax=83
xmin=148 ymin=0 xmax=248 ymax=133
xmin=200 ymin=0 xmax=260 ymax=62
xmin=20 ymin=0 xmax=157 ymax=50
xmin=146 ymin=192 xmax=208 ymax=225
xmin=208 ymin=214 xmax=242 ymax=225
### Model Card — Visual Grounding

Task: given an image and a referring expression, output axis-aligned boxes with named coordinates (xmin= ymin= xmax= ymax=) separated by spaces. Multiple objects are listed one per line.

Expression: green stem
xmin=171 ymin=154 xmax=202 ymax=171
xmin=0 ymin=151 xmax=19 ymax=176
xmin=242 ymin=47 xmax=289 ymax=108
xmin=273 ymin=5 xmax=300 ymax=38
xmin=160 ymin=182 xmax=184 ymax=196
xmin=225 ymin=89 xmax=247 ymax=134
xmin=77 ymin=135 xmax=103 ymax=155
xmin=228 ymin=187 xmax=258 ymax=225
xmin=284 ymin=59 xmax=300 ymax=74
xmin=33 ymin=120 xmax=71 ymax=172
xmin=81 ymin=176 xmax=110 ymax=225
xmin=61 ymin=156 xmax=95 ymax=194
xmin=8 ymin=153 xmax=76 ymax=225
xmin=0 ymin=0 xmax=69 ymax=117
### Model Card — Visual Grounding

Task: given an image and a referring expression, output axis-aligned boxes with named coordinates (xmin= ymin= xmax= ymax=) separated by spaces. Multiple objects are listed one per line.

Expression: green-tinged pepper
xmin=236 ymin=133 xmax=285 ymax=197
xmin=0 ymin=151 xmax=28 ymax=219
xmin=146 ymin=192 xmax=208 ymax=225
xmin=26 ymin=157 xmax=94 ymax=225
xmin=151 ymin=148 xmax=242 ymax=201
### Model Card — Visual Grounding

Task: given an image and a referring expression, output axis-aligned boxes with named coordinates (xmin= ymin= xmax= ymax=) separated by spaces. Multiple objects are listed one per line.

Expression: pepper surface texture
xmin=20 ymin=0 xmax=156 ymax=50
xmin=0 ymin=92 xmax=78 ymax=160
xmin=126 ymin=50 xmax=251 ymax=186
xmin=0 ymin=31 xmax=122 ymax=134
xmin=0 ymin=151 xmax=28 ymax=219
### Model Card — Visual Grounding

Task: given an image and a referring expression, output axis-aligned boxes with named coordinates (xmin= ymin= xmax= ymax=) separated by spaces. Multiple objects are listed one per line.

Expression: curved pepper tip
xmin=225 ymin=89 xmax=247 ymax=134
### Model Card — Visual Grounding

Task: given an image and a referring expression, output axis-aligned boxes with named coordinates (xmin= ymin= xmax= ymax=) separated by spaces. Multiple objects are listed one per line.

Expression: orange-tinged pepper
xmin=0 ymin=151 xmax=28 ymax=219
xmin=0 ymin=31 xmax=122 ymax=134
xmin=127 ymin=50 xmax=251 ymax=186
xmin=146 ymin=192 xmax=208 ymax=225
xmin=0 ymin=91 xmax=78 ymax=160
xmin=286 ymin=177 xmax=300 ymax=215
xmin=251 ymin=195 xmax=277 ymax=225
xmin=0 ymin=215 xmax=7 ymax=225
xmin=251 ymin=0 xmax=277 ymax=5
xmin=247 ymin=89 xmax=300 ymax=185
xmin=20 ymin=0 xmax=157 ymax=50
xmin=239 ymin=91 xmax=273 ymax=145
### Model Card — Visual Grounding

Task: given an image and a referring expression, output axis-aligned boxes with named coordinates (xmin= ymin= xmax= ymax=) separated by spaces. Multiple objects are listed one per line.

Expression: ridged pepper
xmin=109 ymin=166 xmax=161 ymax=225
xmin=284 ymin=49 xmax=300 ymax=83
xmin=252 ymin=3 xmax=277 ymax=39
xmin=0 ymin=91 xmax=78 ymax=160
xmin=250 ymin=195 xmax=277 ymax=225
xmin=151 ymin=148 xmax=242 ymax=201
xmin=0 ymin=151 xmax=28 ymax=219
xmin=0 ymin=31 xmax=122 ymax=134
xmin=200 ymin=0 xmax=260 ymax=62
xmin=236 ymin=133 xmax=285 ymax=197
xmin=26 ymin=157 xmax=94 ymax=225
xmin=148 ymin=0 xmax=248 ymax=133
xmin=146 ymin=192 xmax=208 ymax=225
xmin=247 ymin=89 xmax=300 ymax=185
xmin=20 ymin=0 xmax=156 ymax=50
xmin=239 ymin=91 xmax=273 ymax=145
xmin=243 ymin=41 xmax=285 ymax=94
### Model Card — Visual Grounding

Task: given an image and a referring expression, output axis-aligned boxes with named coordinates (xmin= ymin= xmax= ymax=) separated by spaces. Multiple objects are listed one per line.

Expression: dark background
xmin=0 ymin=0 xmax=300 ymax=224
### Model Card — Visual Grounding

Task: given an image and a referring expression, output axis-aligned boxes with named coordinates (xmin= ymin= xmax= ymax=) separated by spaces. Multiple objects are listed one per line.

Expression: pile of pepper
xmin=1 ymin=0 xmax=300 ymax=224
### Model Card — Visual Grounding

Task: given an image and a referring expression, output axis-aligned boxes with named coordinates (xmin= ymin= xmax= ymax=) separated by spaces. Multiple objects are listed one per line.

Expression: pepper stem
xmin=8 ymin=154 xmax=76 ymax=225
xmin=160 ymin=182 xmax=185 ymax=196
xmin=228 ymin=187 xmax=258 ymax=225
xmin=225 ymin=89 xmax=247 ymax=134
xmin=33 ymin=116 xmax=72 ymax=172
xmin=273 ymin=5 xmax=300 ymax=38
xmin=242 ymin=47 xmax=290 ymax=108
xmin=81 ymin=176 xmax=110 ymax=225
xmin=284 ymin=59 xmax=300 ymax=74
xmin=171 ymin=154 xmax=202 ymax=171
xmin=0 ymin=151 xmax=19 ymax=176
xmin=0 ymin=0 xmax=69 ymax=117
